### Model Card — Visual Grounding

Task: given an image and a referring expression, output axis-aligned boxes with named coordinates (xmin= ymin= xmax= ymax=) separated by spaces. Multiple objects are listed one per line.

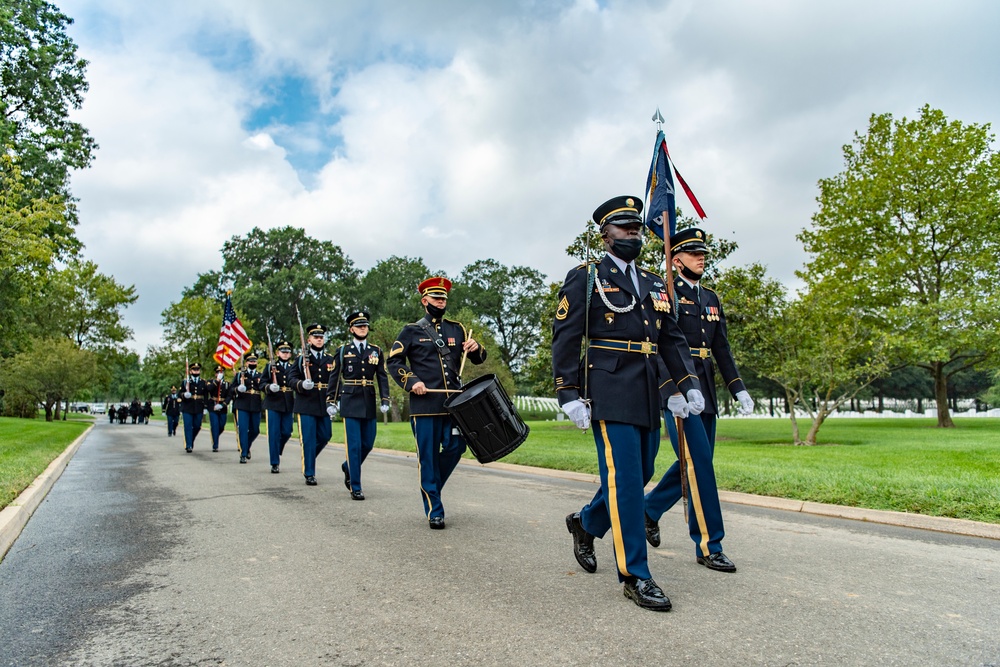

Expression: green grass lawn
xmin=5 ymin=414 xmax=998 ymax=524
xmin=0 ymin=416 xmax=90 ymax=508
xmin=372 ymin=417 xmax=1000 ymax=524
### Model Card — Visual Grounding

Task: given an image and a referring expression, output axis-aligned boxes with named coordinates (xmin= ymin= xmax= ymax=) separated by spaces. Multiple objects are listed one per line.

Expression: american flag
xmin=214 ymin=295 xmax=251 ymax=368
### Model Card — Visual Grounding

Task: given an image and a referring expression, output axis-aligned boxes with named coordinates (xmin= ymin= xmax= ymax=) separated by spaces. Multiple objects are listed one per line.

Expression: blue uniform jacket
xmin=328 ymin=342 xmax=390 ymax=420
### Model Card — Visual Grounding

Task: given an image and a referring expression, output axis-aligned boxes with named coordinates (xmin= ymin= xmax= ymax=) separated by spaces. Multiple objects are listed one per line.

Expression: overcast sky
xmin=60 ymin=0 xmax=1000 ymax=354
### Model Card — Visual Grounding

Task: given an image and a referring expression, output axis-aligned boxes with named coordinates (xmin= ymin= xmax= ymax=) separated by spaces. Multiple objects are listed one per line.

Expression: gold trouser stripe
xmin=297 ymin=414 xmax=305 ymax=474
xmin=599 ymin=420 xmax=630 ymax=578
xmin=343 ymin=417 xmax=350 ymax=476
xmin=411 ymin=416 xmax=433 ymax=518
xmin=681 ymin=421 xmax=710 ymax=556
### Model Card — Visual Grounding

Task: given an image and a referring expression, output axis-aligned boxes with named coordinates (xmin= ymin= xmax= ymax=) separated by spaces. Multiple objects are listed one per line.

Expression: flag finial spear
xmin=652 ymin=107 xmax=664 ymax=130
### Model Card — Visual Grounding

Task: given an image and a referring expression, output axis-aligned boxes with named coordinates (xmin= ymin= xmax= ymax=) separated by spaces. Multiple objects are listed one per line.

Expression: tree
xmin=160 ymin=295 xmax=226 ymax=371
xmin=715 ymin=266 xmax=889 ymax=445
xmin=450 ymin=259 xmax=547 ymax=373
xmin=1 ymin=0 xmax=96 ymax=241
xmin=0 ymin=336 xmax=98 ymax=420
xmin=189 ymin=227 xmax=358 ymax=342
xmin=354 ymin=256 xmax=433 ymax=323
xmin=800 ymin=105 xmax=1000 ymax=427
xmin=32 ymin=258 xmax=137 ymax=356
xmin=0 ymin=154 xmax=61 ymax=355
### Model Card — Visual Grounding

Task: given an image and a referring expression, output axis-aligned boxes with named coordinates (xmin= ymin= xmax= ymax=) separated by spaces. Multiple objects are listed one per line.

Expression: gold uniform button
xmin=644 ymin=320 xmax=649 ymax=325
xmin=701 ymin=315 xmax=705 ymax=319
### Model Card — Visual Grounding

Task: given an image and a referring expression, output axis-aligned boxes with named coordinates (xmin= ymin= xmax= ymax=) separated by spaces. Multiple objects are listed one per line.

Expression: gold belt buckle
xmin=640 ymin=341 xmax=653 ymax=355
xmin=698 ymin=348 xmax=709 ymax=358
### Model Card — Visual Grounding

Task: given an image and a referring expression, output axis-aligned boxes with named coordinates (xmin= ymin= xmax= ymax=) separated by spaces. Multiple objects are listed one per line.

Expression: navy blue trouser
xmin=208 ymin=410 xmax=227 ymax=450
xmin=297 ymin=413 xmax=331 ymax=478
xmin=182 ymin=411 xmax=203 ymax=449
xmin=580 ymin=421 xmax=660 ymax=582
xmin=237 ymin=410 xmax=261 ymax=457
xmin=410 ymin=415 xmax=466 ymax=520
xmin=342 ymin=417 xmax=377 ymax=493
xmin=644 ymin=412 xmax=725 ymax=558
xmin=267 ymin=410 xmax=294 ymax=465
xmin=166 ymin=414 xmax=179 ymax=436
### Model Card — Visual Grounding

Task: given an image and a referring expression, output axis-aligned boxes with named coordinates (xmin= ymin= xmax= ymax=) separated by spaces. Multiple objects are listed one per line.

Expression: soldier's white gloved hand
xmin=269 ymin=383 xmax=280 ymax=393
xmin=213 ymin=404 xmax=223 ymax=412
xmin=380 ymin=403 xmax=390 ymax=414
xmin=562 ymin=399 xmax=591 ymax=430
xmin=326 ymin=404 xmax=337 ymax=417
xmin=237 ymin=384 xmax=246 ymax=393
xmin=686 ymin=389 xmax=706 ymax=415
xmin=183 ymin=392 xmax=192 ymax=399
xmin=301 ymin=379 xmax=315 ymax=391
xmin=667 ymin=393 xmax=690 ymax=419
xmin=736 ymin=390 xmax=755 ymax=415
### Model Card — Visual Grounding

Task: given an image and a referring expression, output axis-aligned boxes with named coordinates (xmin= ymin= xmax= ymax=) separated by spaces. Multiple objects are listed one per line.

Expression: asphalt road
xmin=1 ymin=420 xmax=998 ymax=666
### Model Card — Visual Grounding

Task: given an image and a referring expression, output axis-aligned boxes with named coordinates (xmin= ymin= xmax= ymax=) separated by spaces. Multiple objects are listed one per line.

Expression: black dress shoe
xmin=185 ymin=447 xmax=192 ymax=453
xmin=305 ymin=476 xmax=318 ymax=486
xmin=429 ymin=517 xmax=445 ymax=529
xmin=697 ymin=552 xmax=737 ymax=572
xmin=645 ymin=513 xmax=661 ymax=548
xmin=212 ymin=448 xmax=219 ymax=452
xmin=271 ymin=465 xmax=280 ymax=474
xmin=342 ymin=464 xmax=351 ymax=490
xmin=239 ymin=456 xmax=247 ymax=464
xmin=351 ymin=490 xmax=365 ymax=501
xmin=565 ymin=512 xmax=597 ymax=573
xmin=623 ymin=577 xmax=672 ymax=611
xmin=246 ymin=451 xmax=250 ymax=460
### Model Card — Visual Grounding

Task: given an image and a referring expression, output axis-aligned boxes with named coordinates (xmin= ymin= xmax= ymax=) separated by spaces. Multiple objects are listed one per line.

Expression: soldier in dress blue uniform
xmin=179 ymin=363 xmax=207 ymax=452
xmin=388 ymin=277 xmax=486 ymax=529
xmin=232 ymin=352 xmax=264 ymax=464
xmin=204 ymin=365 xmax=231 ymax=452
xmin=552 ymin=195 xmax=706 ymax=612
xmin=260 ymin=340 xmax=296 ymax=474
xmin=643 ymin=227 xmax=755 ymax=573
xmin=328 ymin=311 xmax=391 ymax=500
xmin=163 ymin=388 xmax=180 ymax=436
xmin=286 ymin=324 xmax=336 ymax=486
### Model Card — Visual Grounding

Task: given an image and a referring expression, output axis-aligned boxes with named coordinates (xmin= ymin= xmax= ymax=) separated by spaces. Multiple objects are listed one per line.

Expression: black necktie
xmin=625 ymin=265 xmax=636 ymax=295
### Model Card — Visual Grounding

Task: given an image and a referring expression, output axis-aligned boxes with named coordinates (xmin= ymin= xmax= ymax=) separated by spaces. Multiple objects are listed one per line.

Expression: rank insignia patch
xmin=556 ymin=295 xmax=569 ymax=320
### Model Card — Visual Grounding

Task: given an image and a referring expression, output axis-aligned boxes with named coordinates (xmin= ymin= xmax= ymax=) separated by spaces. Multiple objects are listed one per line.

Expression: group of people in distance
xmin=164 ymin=278 xmax=485 ymax=528
xmin=107 ymin=399 xmax=152 ymax=425
xmin=154 ymin=193 xmax=752 ymax=614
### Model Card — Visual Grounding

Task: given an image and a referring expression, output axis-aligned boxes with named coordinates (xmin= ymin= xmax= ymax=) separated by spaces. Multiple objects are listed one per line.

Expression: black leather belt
xmin=590 ymin=338 xmax=658 ymax=355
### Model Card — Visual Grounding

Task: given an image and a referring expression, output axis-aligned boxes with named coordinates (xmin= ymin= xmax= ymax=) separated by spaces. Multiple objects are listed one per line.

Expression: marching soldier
xmin=204 ymin=366 xmax=231 ymax=452
xmin=286 ymin=324 xmax=336 ymax=486
xmin=328 ymin=311 xmax=391 ymax=500
xmin=643 ymin=227 xmax=754 ymax=573
xmin=179 ymin=363 xmax=208 ymax=452
xmin=117 ymin=404 xmax=127 ymax=424
xmin=388 ymin=277 xmax=486 ymax=529
xmin=129 ymin=398 xmax=140 ymax=424
xmin=232 ymin=352 xmax=264 ymax=464
xmin=552 ymin=195 xmax=704 ymax=612
xmin=142 ymin=400 xmax=153 ymax=424
xmin=108 ymin=405 xmax=116 ymax=425
xmin=260 ymin=340 xmax=296 ymax=474
xmin=162 ymin=388 xmax=180 ymax=437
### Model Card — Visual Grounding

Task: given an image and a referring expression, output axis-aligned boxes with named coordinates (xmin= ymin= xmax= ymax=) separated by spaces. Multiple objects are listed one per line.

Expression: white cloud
xmin=60 ymin=0 xmax=1000 ymax=354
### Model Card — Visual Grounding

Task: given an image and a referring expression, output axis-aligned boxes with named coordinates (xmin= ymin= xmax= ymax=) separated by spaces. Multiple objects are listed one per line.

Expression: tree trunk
xmin=917 ymin=397 xmax=923 ymax=413
xmin=803 ymin=409 xmax=830 ymax=445
xmin=44 ymin=401 xmax=54 ymax=421
xmin=878 ymin=393 xmax=884 ymax=413
xmin=785 ymin=389 xmax=801 ymax=444
xmin=932 ymin=361 xmax=955 ymax=427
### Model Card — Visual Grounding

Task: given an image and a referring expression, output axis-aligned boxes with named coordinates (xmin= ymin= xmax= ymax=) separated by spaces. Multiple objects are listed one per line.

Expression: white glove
xmin=380 ymin=403 xmax=390 ymax=414
xmin=562 ymin=399 xmax=591 ymax=430
xmin=269 ymin=383 xmax=280 ymax=393
xmin=666 ymin=394 xmax=690 ymax=419
xmin=237 ymin=383 xmax=246 ymax=393
xmin=183 ymin=392 xmax=192 ymax=399
xmin=686 ymin=389 xmax=705 ymax=415
xmin=302 ymin=379 xmax=315 ymax=391
xmin=736 ymin=390 xmax=755 ymax=415
xmin=326 ymin=404 xmax=337 ymax=417
xmin=213 ymin=404 xmax=223 ymax=412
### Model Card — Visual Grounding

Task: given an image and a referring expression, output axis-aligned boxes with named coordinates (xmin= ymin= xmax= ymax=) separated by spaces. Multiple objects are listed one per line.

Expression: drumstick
xmin=459 ymin=330 xmax=473 ymax=379
xmin=422 ymin=388 xmax=462 ymax=394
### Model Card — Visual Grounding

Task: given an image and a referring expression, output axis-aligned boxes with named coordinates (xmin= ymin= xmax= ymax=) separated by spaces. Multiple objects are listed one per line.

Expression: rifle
xmin=185 ymin=357 xmax=190 ymax=392
xmin=266 ymin=328 xmax=277 ymax=385
xmin=295 ymin=304 xmax=312 ymax=382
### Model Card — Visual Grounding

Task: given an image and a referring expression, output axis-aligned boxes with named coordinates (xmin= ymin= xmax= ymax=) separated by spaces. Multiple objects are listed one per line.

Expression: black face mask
xmin=309 ymin=343 xmax=324 ymax=353
xmin=610 ymin=237 xmax=643 ymax=263
xmin=678 ymin=260 xmax=704 ymax=282
xmin=353 ymin=332 xmax=369 ymax=341
xmin=426 ymin=303 xmax=446 ymax=320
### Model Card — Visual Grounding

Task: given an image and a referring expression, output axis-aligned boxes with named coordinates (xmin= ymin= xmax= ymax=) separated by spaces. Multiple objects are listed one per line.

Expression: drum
xmin=444 ymin=374 xmax=530 ymax=464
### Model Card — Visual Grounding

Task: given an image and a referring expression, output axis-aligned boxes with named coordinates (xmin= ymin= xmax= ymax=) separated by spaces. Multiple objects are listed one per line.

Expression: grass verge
xmin=0 ymin=417 xmax=90 ymax=509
